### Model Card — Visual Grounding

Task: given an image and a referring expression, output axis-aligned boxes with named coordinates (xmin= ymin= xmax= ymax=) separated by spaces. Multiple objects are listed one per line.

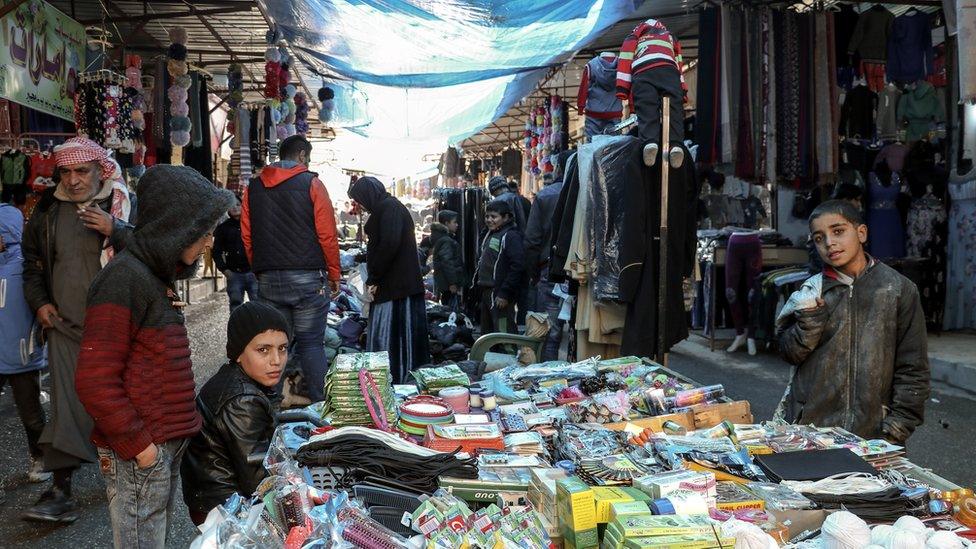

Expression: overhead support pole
xmin=79 ymin=6 xmax=250 ymax=25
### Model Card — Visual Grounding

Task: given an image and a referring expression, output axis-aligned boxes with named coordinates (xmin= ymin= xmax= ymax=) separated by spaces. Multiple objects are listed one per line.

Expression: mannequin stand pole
xmin=657 ymin=96 xmax=670 ymax=366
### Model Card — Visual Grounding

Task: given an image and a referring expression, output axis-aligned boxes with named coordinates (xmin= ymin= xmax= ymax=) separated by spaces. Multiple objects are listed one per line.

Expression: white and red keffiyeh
xmin=53 ymin=137 xmax=116 ymax=180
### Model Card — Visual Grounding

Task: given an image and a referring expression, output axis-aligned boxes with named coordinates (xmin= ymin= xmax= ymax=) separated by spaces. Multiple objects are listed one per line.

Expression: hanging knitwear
xmin=238 ymin=108 xmax=252 ymax=189
xmin=189 ymin=73 xmax=203 ymax=148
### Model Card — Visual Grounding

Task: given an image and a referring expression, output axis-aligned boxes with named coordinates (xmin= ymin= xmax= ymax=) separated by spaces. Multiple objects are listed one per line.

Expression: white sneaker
xmin=669 ymin=145 xmax=684 ymax=168
xmin=642 ymin=143 xmax=659 ymax=167
xmin=28 ymin=457 xmax=51 ymax=483
xmin=747 ymin=338 xmax=757 ymax=356
xmin=727 ymin=334 xmax=747 ymax=353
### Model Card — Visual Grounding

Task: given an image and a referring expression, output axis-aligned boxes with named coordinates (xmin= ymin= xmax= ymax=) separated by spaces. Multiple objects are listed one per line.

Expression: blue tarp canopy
xmin=258 ymin=0 xmax=644 ymax=143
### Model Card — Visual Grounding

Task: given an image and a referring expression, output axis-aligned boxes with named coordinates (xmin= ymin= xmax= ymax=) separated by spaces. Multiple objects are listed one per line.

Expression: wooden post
xmin=657 ymin=96 xmax=670 ymax=366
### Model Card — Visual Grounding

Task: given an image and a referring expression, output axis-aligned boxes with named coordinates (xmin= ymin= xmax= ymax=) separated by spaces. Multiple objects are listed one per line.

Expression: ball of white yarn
xmin=871 ymin=524 xmax=894 ymax=546
xmin=926 ymin=530 xmax=965 ymax=549
xmin=888 ymin=528 xmax=925 ymax=549
xmin=822 ymin=511 xmax=871 ymax=549
xmin=720 ymin=519 xmax=778 ymax=549
xmin=893 ymin=515 xmax=927 ymax=536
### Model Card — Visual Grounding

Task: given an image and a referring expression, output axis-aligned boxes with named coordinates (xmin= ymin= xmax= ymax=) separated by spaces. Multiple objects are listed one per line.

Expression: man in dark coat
xmin=21 ymin=137 xmax=135 ymax=523
xmin=213 ymin=197 xmax=257 ymax=312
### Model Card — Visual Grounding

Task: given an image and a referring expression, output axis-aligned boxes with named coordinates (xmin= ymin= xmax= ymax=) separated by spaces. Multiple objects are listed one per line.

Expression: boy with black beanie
xmin=475 ymin=199 xmax=525 ymax=334
xmin=182 ymin=301 xmax=291 ymax=525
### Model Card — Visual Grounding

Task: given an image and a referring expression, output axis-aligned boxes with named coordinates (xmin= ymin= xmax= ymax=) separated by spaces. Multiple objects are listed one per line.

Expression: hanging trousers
xmin=633 ymin=66 xmax=685 ymax=145
xmin=724 ymin=233 xmax=762 ymax=337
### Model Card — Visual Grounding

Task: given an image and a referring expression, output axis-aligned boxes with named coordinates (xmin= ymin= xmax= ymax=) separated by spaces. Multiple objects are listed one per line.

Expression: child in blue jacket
xmin=0 ymin=203 xmax=48 ymax=482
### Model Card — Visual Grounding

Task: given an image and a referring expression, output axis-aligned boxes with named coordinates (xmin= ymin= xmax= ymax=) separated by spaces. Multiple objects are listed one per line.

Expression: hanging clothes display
xmin=876 ymin=84 xmax=904 ymax=140
xmin=523 ymin=96 xmax=568 ymax=186
xmin=839 ymin=85 xmax=878 ymax=139
xmin=886 ymin=10 xmax=934 ymax=83
xmin=577 ymin=53 xmax=623 ymax=137
xmin=1 ymin=149 xmax=30 ymax=205
xmin=866 ymin=169 xmax=907 ymax=259
xmin=944 ymin=170 xmax=976 ymax=330
xmin=897 ymin=81 xmax=944 ymax=142
xmin=906 ymin=192 xmax=948 ymax=327
xmin=618 ymin=142 xmax=699 ymax=359
xmin=847 ymin=5 xmax=894 ymax=64
xmin=694 ymin=7 xmax=722 ymax=164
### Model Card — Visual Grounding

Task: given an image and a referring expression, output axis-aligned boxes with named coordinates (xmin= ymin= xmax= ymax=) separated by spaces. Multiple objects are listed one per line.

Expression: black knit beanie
xmin=226 ymin=301 xmax=292 ymax=361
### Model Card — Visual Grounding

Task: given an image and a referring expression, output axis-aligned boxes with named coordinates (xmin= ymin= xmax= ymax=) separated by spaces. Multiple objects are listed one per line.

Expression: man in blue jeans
xmin=213 ymin=197 xmax=258 ymax=312
xmin=241 ymin=135 xmax=341 ymax=402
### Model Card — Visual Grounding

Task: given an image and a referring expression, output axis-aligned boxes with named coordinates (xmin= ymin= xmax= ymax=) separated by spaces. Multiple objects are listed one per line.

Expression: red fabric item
xmin=860 ymin=61 xmax=886 ymax=92
xmin=577 ymin=64 xmax=589 ymax=114
xmin=76 ymin=303 xmax=201 ymax=460
xmin=143 ymin=113 xmax=157 ymax=167
xmin=616 ymin=19 xmax=688 ymax=100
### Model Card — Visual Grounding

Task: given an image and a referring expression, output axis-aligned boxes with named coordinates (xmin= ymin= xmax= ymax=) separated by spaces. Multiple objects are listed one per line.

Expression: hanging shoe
xmin=642 ymin=143 xmax=659 ymax=167
xmin=669 ymin=145 xmax=684 ymax=168
xmin=747 ymin=338 xmax=757 ymax=356
xmin=21 ymin=488 xmax=78 ymax=523
xmin=727 ymin=334 xmax=747 ymax=353
xmin=27 ymin=457 xmax=51 ymax=483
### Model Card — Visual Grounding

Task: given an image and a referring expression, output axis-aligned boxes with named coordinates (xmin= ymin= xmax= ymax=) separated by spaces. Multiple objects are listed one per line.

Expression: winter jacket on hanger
xmin=897 ymin=80 xmax=944 ymax=142
xmin=839 ymin=84 xmax=878 ymax=138
xmin=886 ymin=11 xmax=934 ymax=83
xmin=876 ymin=84 xmax=903 ymax=140
xmin=847 ymin=5 xmax=894 ymax=63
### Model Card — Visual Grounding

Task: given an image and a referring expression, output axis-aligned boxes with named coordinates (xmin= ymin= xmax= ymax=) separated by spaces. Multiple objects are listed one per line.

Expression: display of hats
xmin=397 ymin=395 xmax=454 ymax=436
xmin=324 ymin=352 xmax=397 ymax=427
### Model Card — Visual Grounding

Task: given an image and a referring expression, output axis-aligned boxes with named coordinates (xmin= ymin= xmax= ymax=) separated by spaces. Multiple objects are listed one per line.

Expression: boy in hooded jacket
xmin=76 ymin=165 xmax=235 ymax=548
xmin=475 ymin=199 xmax=525 ymax=334
xmin=430 ymin=210 xmax=465 ymax=305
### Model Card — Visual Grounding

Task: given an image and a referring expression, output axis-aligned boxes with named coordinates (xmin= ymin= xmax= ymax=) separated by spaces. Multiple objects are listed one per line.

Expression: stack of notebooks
xmin=323 ymin=352 xmax=397 ymax=427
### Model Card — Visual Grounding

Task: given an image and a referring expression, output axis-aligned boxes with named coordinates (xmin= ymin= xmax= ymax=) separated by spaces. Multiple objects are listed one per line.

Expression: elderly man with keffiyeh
xmin=20 ymin=137 xmax=135 ymax=523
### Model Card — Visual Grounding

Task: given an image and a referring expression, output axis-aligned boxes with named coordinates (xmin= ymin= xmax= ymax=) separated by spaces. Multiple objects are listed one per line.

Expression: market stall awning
xmin=258 ymin=0 xmax=647 ymax=143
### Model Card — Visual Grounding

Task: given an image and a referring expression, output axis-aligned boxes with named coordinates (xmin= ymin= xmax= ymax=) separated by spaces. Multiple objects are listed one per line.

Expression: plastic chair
xmin=469 ymin=333 xmax=544 ymax=362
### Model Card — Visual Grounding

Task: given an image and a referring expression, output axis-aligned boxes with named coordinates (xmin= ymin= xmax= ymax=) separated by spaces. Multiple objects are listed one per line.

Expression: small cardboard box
xmin=557 ymin=476 xmax=598 ymax=549
xmin=592 ymin=487 xmax=637 ymax=524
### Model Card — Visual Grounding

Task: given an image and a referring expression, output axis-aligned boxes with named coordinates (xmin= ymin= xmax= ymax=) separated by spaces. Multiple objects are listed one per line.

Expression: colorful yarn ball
xmin=285 ymin=113 xmax=296 ymax=124
xmin=320 ymin=98 xmax=335 ymax=112
xmin=168 ymin=43 xmax=187 ymax=61
xmin=229 ymin=90 xmax=244 ymax=104
xmin=276 ymin=125 xmax=289 ymax=139
xmin=284 ymin=84 xmax=297 ymax=98
xmin=169 ymin=116 xmax=192 ymax=132
xmin=125 ymin=54 xmax=142 ymax=69
xmin=265 ymin=47 xmax=280 ymax=63
xmin=170 ymin=130 xmax=191 ymax=147
xmin=168 ymin=27 xmax=188 ymax=45
xmin=286 ymin=99 xmax=297 ymax=115
xmin=170 ymin=101 xmax=189 ymax=117
xmin=296 ymin=121 xmax=309 ymax=135
xmin=175 ymin=74 xmax=192 ymax=89
xmin=167 ymin=59 xmax=188 ymax=77
xmin=278 ymin=67 xmax=290 ymax=87
xmin=283 ymin=124 xmax=296 ymax=137
xmin=318 ymin=87 xmax=335 ymax=101
xmin=294 ymin=92 xmax=306 ymax=105
xmin=167 ymin=85 xmax=187 ymax=104
xmin=318 ymin=109 xmax=333 ymax=123
xmin=270 ymin=107 xmax=283 ymax=125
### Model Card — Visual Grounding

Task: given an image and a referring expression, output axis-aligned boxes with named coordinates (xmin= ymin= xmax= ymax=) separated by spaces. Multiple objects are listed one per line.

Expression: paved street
xmin=0 ymin=295 xmax=971 ymax=547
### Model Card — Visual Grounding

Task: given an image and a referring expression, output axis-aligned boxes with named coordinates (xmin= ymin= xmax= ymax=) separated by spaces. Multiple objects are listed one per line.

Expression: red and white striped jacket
xmin=615 ymin=18 xmax=688 ymax=101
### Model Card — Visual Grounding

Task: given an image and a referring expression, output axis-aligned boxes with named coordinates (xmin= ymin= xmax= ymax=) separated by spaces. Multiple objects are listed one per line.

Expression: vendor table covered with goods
xmin=191 ymin=354 xmax=973 ymax=549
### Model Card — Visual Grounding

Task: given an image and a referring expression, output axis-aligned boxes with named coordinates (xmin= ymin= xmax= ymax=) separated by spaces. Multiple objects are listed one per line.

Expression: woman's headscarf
xmin=347 ymin=176 xmax=389 ymax=213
